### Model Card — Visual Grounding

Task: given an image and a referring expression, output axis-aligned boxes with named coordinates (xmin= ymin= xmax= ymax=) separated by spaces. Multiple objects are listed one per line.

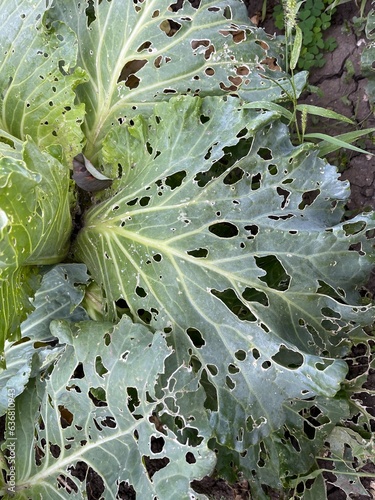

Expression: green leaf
xmin=296 ymin=104 xmax=355 ymax=124
xmin=0 ymin=139 xmax=73 ymax=350
xmin=290 ymin=25 xmax=303 ymax=71
xmin=74 ymin=96 xmax=375 ymax=451
xmin=311 ymin=128 xmax=375 ymax=157
xmin=304 ymin=132 xmax=374 ymax=156
xmin=0 ymin=0 xmax=86 ymax=160
xmin=48 ymin=0 xmax=308 ymax=159
xmin=0 ymin=317 xmax=215 ymax=498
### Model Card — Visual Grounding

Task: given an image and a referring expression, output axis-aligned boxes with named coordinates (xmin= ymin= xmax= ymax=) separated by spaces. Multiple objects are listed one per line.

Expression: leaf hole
xmin=137 ymin=309 xmax=152 ymax=324
xmin=206 ymin=364 xmax=218 ymax=376
xmin=211 ymin=288 xmax=257 ymax=321
xmin=151 ymin=436 xmax=165 ymax=453
xmin=271 ymin=346 xmax=304 ymax=369
xmin=186 ymin=247 xmax=209 ymax=258
xmin=276 ymin=186 xmax=290 ymax=208
xmin=205 ymin=67 xmax=215 ymax=76
xmin=127 ymin=387 xmax=140 ymax=413
xmin=252 ymin=348 xmax=260 ymax=360
xmin=228 ymin=363 xmax=239 ymax=374
xmin=95 ymin=356 xmax=108 ymax=377
xmin=261 ymin=360 xmax=271 ymax=369
xmin=58 ymin=405 xmax=73 ymax=428
xmin=299 ymin=189 xmax=320 ymax=209
xmin=117 ymin=59 xmax=148 ymax=88
xmin=135 ymin=286 xmax=147 ymax=298
xmin=244 ymin=224 xmax=259 ymax=238
xmin=144 ymin=455 xmax=170 ymax=481
xmin=200 ymin=114 xmax=210 ymax=124
xmin=137 ymin=41 xmax=152 ymax=52
xmin=89 ymin=388 xmax=107 ymax=407
xmin=223 ymin=166 xmax=244 ymax=185
xmin=139 ymin=196 xmax=150 ymax=206
xmin=268 ymin=164 xmax=278 ymax=175
xmin=186 ymin=328 xmax=205 ymax=348
xmin=165 ymin=170 xmax=186 ymax=189
xmin=186 ymin=452 xmax=196 ymax=464
xmin=235 ymin=350 xmax=247 ymax=361
xmin=255 ymin=255 xmax=291 ymax=291
xmin=159 ymin=19 xmax=181 ymax=37
xmin=251 ymin=173 xmax=262 ymax=190
xmin=152 ymin=253 xmax=162 ymax=262
xmin=257 ymin=147 xmax=273 ymax=160
xmin=208 ymin=222 xmax=238 ymax=238
xmin=242 ymin=287 xmax=269 ymax=306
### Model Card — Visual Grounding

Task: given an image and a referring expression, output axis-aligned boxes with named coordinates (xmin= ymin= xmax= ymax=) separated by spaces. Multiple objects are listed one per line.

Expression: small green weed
xmin=273 ymin=0 xmax=338 ymax=70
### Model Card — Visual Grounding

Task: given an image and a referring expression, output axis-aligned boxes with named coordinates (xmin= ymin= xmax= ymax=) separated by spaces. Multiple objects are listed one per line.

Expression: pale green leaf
xmin=304 ymin=132 xmax=374 ymax=156
xmin=290 ymin=25 xmax=303 ymax=71
xmin=0 ymin=0 xmax=86 ymax=160
xmin=0 ymin=317 xmax=215 ymax=499
xmin=48 ymin=0 xmax=308 ymax=159
xmin=296 ymin=104 xmax=355 ymax=124
xmin=0 ymin=139 xmax=73 ymax=349
xmin=312 ymin=128 xmax=375 ymax=157
xmin=74 ymin=96 xmax=375 ymax=450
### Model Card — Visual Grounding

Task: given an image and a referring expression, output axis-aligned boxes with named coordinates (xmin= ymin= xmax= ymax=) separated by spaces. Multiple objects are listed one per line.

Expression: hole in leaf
xmin=207 ymin=364 xmax=218 ymax=376
xmin=58 ymin=406 xmax=73 ymax=428
xmin=95 ymin=356 xmax=108 ymax=377
xmin=143 ymin=455 xmax=170 ymax=480
xmin=277 ymin=186 xmax=290 ymax=208
xmin=50 ymin=443 xmax=61 ymax=458
xmin=165 ymin=170 xmax=186 ymax=189
xmin=159 ymin=19 xmax=181 ymax=37
xmin=89 ymin=388 xmax=107 ymax=407
xmin=228 ymin=363 xmax=239 ymax=374
xmin=226 ymin=376 xmax=235 ymax=390
xmin=271 ymin=346 xmax=304 ymax=369
xmin=251 ymin=173 xmax=262 ymax=190
xmin=242 ymin=287 xmax=269 ymax=306
xmin=187 ymin=247 xmax=209 ymax=258
xmin=117 ymin=59 xmax=147 ymax=88
xmin=244 ymin=224 xmax=259 ymax=238
xmin=299 ymin=189 xmax=320 ymax=209
xmin=223 ymin=166 xmax=244 ymax=185
xmin=208 ymin=222 xmax=238 ymax=238
xmin=72 ymin=362 xmax=85 ymax=379
xmin=211 ymin=288 xmax=257 ymax=321
xmin=151 ymin=436 xmax=165 ymax=453
xmin=137 ymin=309 xmax=152 ymax=324
xmin=252 ymin=348 xmax=260 ymax=359
xmin=137 ymin=41 xmax=152 ymax=52
xmin=152 ymin=253 xmax=162 ymax=262
xmin=201 ymin=369 xmax=218 ymax=411
xmin=139 ymin=196 xmax=150 ymax=206
xmin=186 ymin=452 xmax=196 ymax=463
xmin=262 ymin=360 xmax=271 ymax=369
xmin=127 ymin=387 xmax=140 ymax=413
xmin=186 ymin=328 xmax=205 ymax=348
xmin=284 ymin=429 xmax=301 ymax=452
xmin=200 ymin=114 xmax=210 ymax=124
xmin=135 ymin=286 xmax=147 ymax=297
xmin=257 ymin=147 xmax=272 ymax=160
xmin=235 ymin=350 xmax=247 ymax=361
xmin=255 ymin=255 xmax=291 ymax=291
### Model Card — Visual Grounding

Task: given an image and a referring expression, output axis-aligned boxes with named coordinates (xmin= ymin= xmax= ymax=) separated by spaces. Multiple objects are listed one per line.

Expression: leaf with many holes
xmin=74 ymin=95 xmax=375 ymax=451
xmin=0 ymin=316 xmax=215 ymax=499
xmin=48 ymin=0 xmax=308 ymax=160
xmin=0 ymin=139 xmax=73 ymax=355
xmin=0 ymin=264 xmax=90 ymax=414
xmin=0 ymin=0 xmax=86 ymax=160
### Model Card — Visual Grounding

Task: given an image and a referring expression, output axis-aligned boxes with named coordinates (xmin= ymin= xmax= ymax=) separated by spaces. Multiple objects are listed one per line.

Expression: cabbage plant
xmin=0 ymin=1 xmax=374 ymax=499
